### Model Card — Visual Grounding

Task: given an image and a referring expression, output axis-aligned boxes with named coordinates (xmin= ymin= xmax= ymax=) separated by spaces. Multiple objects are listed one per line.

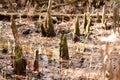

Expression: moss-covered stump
xmin=59 ymin=34 xmax=69 ymax=60
xmin=34 ymin=50 xmax=39 ymax=71
xmin=14 ymin=44 xmax=26 ymax=75
xmin=73 ymin=16 xmax=80 ymax=42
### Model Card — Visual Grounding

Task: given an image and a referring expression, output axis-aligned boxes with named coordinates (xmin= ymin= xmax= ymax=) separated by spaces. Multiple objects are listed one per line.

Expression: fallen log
xmin=0 ymin=11 xmax=118 ymax=21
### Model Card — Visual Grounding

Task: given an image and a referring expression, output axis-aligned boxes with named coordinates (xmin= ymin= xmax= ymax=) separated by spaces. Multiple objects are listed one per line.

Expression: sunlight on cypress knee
xmin=85 ymin=16 xmax=91 ymax=35
xmin=40 ymin=23 xmax=47 ymax=37
xmin=101 ymin=5 xmax=106 ymax=24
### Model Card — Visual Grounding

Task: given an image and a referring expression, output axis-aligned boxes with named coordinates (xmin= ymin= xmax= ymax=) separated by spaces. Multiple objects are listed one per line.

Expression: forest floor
xmin=0 ymin=0 xmax=120 ymax=80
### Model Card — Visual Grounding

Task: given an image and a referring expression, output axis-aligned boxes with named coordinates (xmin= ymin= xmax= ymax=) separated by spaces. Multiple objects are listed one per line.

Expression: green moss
xmin=73 ymin=16 xmax=80 ymax=42
xmin=34 ymin=50 xmax=39 ymax=71
xmin=59 ymin=34 xmax=69 ymax=60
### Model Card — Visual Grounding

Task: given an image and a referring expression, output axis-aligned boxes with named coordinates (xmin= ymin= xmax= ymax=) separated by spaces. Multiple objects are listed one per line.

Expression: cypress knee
xmin=40 ymin=23 xmax=47 ymax=37
xmin=59 ymin=34 xmax=69 ymax=60
xmin=102 ymin=5 xmax=105 ymax=24
xmin=85 ymin=17 xmax=91 ymax=35
xmin=44 ymin=0 xmax=56 ymax=37
xmin=11 ymin=18 xmax=26 ymax=75
xmin=73 ymin=16 xmax=80 ymax=42
xmin=14 ymin=45 xmax=26 ymax=75
xmin=83 ymin=14 xmax=87 ymax=30
xmin=34 ymin=50 xmax=39 ymax=71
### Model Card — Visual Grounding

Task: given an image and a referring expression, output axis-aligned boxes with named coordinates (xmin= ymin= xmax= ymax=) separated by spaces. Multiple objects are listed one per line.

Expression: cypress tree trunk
xmin=59 ymin=34 xmax=69 ymax=60
xmin=73 ymin=16 xmax=80 ymax=42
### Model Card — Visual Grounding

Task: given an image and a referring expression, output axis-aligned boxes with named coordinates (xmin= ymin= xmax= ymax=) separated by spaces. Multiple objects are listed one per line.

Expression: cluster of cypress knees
xmin=11 ymin=12 xmax=92 ymax=75
xmin=10 ymin=0 xmax=92 ymax=75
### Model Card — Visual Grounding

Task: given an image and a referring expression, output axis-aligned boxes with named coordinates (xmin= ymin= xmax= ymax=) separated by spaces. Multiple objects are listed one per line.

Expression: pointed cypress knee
xmin=73 ymin=16 xmax=80 ymax=42
xmin=14 ymin=45 xmax=26 ymax=75
xmin=59 ymin=34 xmax=69 ymax=60
xmin=83 ymin=14 xmax=87 ymax=30
xmin=34 ymin=50 xmax=39 ymax=71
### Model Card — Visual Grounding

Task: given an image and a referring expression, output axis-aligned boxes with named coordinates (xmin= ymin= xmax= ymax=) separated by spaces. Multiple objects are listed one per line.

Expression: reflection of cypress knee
xmin=34 ymin=50 xmax=39 ymax=71
xmin=59 ymin=34 xmax=69 ymax=60
xmin=14 ymin=45 xmax=26 ymax=75
xmin=73 ymin=16 xmax=80 ymax=42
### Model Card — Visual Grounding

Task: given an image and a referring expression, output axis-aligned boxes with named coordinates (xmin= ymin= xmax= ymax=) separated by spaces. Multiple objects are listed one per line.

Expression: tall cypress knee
xmin=11 ymin=18 xmax=26 ymax=75
xmin=59 ymin=34 xmax=69 ymax=60
xmin=73 ymin=16 xmax=80 ymax=42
